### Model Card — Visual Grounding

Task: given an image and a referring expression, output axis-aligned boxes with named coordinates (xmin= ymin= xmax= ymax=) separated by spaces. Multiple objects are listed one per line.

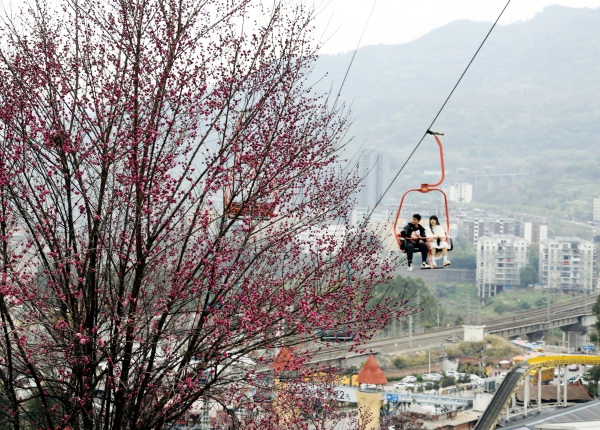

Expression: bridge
xmin=308 ymin=296 xmax=598 ymax=367
xmin=484 ymin=296 xmax=596 ymax=342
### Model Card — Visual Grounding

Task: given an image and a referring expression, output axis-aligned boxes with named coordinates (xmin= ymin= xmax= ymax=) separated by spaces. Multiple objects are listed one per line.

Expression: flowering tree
xmin=0 ymin=0 xmax=406 ymax=428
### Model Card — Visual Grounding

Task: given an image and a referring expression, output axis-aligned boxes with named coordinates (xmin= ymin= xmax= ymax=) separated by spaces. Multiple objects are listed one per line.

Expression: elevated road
xmin=308 ymin=296 xmax=597 ymax=366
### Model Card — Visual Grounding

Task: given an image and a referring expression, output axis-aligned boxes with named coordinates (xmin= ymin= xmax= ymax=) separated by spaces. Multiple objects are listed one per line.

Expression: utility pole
xmin=480 ymin=349 xmax=485 ymax=377
xmin=408 ymin=315 xmax=413 ymax=349
xmin=417 ymin=289 xmax=421 ymax=333
xmin=428 ymin=350 xmax=431 ymax=374
xmin=467 ymin=293 xmax=471 ymax=324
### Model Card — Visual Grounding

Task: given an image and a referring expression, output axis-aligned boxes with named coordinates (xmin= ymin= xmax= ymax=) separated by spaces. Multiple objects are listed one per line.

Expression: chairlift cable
xmin=333 ymin=0 xmax=379 ymax=104
xmin=367 ymin=0 xmax=512 ymax=219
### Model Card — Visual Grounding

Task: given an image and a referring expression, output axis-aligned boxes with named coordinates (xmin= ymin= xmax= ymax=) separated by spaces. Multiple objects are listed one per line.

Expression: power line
xmin=335 ymin=0 xmax=379 ymax=102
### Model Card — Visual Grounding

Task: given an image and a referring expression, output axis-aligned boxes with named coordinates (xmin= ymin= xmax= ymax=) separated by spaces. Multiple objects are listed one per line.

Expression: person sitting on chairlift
xmin=425 ymin=215 xmax=451 ymax=267
xmin=400 ymin=214 xmax=429 ymax=270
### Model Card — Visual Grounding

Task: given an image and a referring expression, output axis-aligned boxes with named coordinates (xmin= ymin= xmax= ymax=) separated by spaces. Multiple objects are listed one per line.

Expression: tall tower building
xmin=476 ymin=235 xmax=528 ymax=298
xmin=539 ymin=237 xmax=596 ymax=293
xmin=356 ymin=149 xmax=389 ymax=209
xmin=523 ymin=222 xmax=548 ymax=243
xmin=593 ymin=197 xmax=600 ymax=223
xmin=448 ymin=183 xmax=473 ymax=203
xmin=460 ymin=217 xmax=521 ymax=245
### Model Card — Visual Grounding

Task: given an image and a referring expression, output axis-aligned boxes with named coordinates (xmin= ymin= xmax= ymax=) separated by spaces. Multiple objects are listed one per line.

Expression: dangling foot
xmin=407 ymin=263 xmax=413 ymax=271
xmin=443 ymin=259 xmax=451 ymax=266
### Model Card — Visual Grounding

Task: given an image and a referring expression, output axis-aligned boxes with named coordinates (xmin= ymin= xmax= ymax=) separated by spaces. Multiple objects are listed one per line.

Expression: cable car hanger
xmin=393 ymin=130 xmax=452 ymax=268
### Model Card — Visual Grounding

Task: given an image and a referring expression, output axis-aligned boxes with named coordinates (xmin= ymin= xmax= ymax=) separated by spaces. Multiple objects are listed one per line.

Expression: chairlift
xmin=393 ymin=130 xmax=453 ymax=268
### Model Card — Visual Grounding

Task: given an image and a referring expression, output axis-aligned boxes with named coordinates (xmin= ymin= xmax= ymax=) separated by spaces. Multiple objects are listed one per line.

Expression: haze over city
xmin=314 ymin=0 xmax=600 ymax=54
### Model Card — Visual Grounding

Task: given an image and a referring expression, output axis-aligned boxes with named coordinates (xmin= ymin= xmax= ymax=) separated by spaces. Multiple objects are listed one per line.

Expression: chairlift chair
xmin=393 ymin=131 xmax=453 ymax=268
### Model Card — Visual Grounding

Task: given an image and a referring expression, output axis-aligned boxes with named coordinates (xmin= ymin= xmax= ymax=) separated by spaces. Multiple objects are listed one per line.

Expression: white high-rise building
xmin=476 ymin=235 xmax=528 ymax=298
xmin=448 ymin=183 xmax=473 ymax=203
xmin=356 ymin=149 xmax=389 ymax=209
xmin=539 ymin=237 xmax=596 ymax=293
xmin=523 ymin=222 xmax=548 ymax=243
xmin=593 ymin=197 xmax=600 ymax=223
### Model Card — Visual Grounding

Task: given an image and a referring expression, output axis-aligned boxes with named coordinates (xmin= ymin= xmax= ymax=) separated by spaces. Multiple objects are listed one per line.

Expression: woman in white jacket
xmin=425 ymin=215 xmax=451 ymax=267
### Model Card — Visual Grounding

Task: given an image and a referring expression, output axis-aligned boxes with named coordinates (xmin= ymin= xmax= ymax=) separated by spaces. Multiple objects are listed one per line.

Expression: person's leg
xmin=419 ymin=242 xmax=429 ymax=266
xmin=441 ymin=243 xmax=451 ymax=265
xmin=430 ymin=247 xmax=439 ymax=266
xmin=405 ymin=242 xmax=415 ymax=269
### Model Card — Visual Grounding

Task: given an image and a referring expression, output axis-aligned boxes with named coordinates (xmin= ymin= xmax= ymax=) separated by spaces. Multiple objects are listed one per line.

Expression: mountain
xmin=311 ymin=6 xmax=600 ymax=219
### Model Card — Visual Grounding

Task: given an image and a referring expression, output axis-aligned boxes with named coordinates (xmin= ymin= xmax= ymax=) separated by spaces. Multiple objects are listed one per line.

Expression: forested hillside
xmin=312 ymin=6 xmax=600 ymax=220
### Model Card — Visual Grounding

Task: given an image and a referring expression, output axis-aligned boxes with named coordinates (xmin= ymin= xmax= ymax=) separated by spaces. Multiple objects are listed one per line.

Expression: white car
xmin=402 ymin=375 xmax=417 ymax=383
xmin=422 ymin=373 xmax=442 ymax=381
xmin=469 ymin=374 xmax=482 ymax=382
xmin=393 ymin=382 xmax=415 ymax=390
xmin=446 ymin=370 xmax=464 ymax=378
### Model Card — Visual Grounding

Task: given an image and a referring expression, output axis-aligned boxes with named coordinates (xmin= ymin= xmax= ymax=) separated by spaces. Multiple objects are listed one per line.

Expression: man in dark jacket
xmin=400 ymin=214 xmax=429 ymax=270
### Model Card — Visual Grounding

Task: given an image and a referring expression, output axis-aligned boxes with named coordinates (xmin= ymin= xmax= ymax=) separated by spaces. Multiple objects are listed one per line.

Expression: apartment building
xmin=594 ymin=197 xmax=600 ymax=223
xmin=539 ymin=237 xmax=596 ymax=293
xmin=523 ymin=222 xmax=548 ymax=243
xmin=476 ymin=235 xmax=528 ymax=298
xmin=356 ymin=149 xmax=390 ymax=209
xmin=460 ymin=217 xmax=521 ymax=245
xmin=448 ymin=182 xmax=473 ymax=203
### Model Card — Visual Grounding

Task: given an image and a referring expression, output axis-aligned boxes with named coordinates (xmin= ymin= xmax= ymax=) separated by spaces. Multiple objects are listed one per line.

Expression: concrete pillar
xmin=556 ymin=373 xmax=560 ymax=406
xmin=526 ymin=331 xmax=545 ymax=343
xmin=524 ymin=375 xmax=530 ymax=415
xmin=563 ymin=370 xmax=568 ymax=407
xmin=537 ymin=369 xmax=542 ymax=411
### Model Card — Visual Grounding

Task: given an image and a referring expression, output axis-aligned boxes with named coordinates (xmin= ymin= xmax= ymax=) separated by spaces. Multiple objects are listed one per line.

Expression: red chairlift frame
xmin=393 ymin=131 xmax=452 ymax=265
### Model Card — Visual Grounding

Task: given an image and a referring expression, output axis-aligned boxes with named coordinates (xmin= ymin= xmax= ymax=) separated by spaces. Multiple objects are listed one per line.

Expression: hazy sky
xmin=314 ymin=0 xmax=600 ymax=54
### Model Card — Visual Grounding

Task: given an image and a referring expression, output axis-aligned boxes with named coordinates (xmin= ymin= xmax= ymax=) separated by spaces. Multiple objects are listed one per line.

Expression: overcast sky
xmin=314 ymin=0 xmax=600 ymax=54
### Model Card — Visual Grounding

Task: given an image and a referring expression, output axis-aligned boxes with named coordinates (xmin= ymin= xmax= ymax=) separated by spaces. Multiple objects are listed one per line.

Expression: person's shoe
xmin=407 ymin=263 xmax=413 ymax=271
xmin=421 ymin=262 xmax=428 ymax=268
xmin=431 ymin=260 xmax=438 ymax=268
xmin=443 ymin=260 xmax=451 ymax=266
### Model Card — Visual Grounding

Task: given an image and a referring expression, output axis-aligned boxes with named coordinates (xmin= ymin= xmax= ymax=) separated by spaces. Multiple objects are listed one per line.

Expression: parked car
xmin=446 ymin=370 xmax=465 ymax=379
xmin=422 ymin=373 xmax=442 ymax=382
xmin=402 ymin=375 xmax=417 ymax=383
xmin=393 ymin=382 xmax=415 ymax=390
xmin=469 ymin=374 xmax=482 ymax=382
xmin=568 ymin=364 xmax=580 ymax=371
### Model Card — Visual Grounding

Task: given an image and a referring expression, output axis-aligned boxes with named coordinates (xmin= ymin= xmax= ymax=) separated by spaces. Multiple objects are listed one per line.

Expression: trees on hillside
xmin=0 ymin=1 xmax=406 ymax=428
